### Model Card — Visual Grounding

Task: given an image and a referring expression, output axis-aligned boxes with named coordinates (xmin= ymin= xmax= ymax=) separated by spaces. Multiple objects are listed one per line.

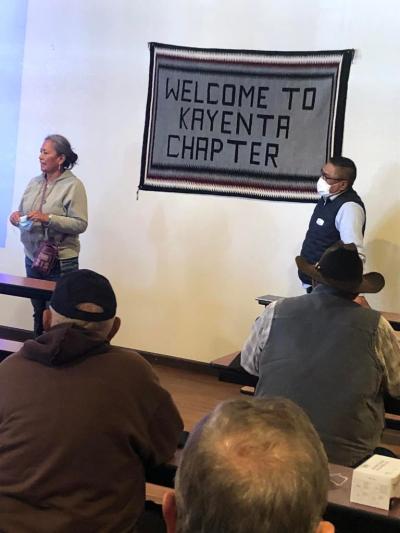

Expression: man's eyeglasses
xmin=321 ymin=172 xmax=348 ymax=183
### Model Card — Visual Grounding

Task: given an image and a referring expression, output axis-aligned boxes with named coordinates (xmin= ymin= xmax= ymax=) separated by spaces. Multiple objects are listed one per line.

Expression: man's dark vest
xmin=256 ymin=286 xmax=383 ymax=467
xmin=299 ymin=189 xmax=365 ymax=284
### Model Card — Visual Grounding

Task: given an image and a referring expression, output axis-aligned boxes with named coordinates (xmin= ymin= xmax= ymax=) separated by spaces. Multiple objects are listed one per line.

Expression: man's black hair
xmin=328 ymin=156 xmax=357 ymax=183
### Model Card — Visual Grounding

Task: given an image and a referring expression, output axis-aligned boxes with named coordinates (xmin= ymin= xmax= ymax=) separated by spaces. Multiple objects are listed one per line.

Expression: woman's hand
xmin=27 ymin=211 xmax=50 ymax=224
xmin=9 ymin=211 xmax=21 ymax=226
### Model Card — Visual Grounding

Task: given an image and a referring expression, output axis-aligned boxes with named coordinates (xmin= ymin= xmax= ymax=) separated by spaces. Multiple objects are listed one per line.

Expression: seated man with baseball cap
xmin=241 ymin=242 xmax=400 ymax=467
xmin=0 ymin=269 xmax=183 ymax=532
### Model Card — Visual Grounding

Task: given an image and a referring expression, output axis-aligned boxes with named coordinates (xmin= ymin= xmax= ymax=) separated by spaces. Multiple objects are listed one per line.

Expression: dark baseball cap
xmin=50 ymin=269 xmax=117 ymax=322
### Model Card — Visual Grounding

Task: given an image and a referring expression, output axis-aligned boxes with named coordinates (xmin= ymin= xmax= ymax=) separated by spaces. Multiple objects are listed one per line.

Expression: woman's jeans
xmin=25 ymin=256 xmax=79 ymax=336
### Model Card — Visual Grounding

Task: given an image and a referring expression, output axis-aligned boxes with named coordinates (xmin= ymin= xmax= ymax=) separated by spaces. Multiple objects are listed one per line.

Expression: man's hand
xmin=354 ymin=295 xmax=371 ymax=308
xmin=27 ymin=211 xmax=50 ymax=224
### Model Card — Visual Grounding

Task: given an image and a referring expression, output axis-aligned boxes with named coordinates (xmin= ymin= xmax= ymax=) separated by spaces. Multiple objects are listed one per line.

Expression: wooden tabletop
xmin=0 ymin=273 xmax=55 ymax=300
xmin=328 ymin=463 xmax=400 ymax=518
xmin=383 ymin=311 xmax=400 ymax=327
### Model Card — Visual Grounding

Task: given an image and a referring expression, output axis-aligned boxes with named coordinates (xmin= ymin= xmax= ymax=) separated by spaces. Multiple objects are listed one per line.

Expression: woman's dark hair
xmin=45 ymin=134 xmax=78 ymax=170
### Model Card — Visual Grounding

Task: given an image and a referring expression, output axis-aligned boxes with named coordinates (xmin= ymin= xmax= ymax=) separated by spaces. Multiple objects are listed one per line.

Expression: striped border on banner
xmin=140 ymin=43 xmax=354 ymax=203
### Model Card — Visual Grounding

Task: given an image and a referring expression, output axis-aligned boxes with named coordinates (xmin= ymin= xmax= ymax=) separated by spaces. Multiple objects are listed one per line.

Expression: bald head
xmin=172 ymin=398 xmax=331 ymax=533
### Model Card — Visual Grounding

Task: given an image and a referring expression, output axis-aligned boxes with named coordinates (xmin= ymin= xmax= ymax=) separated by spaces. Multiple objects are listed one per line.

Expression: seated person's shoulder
xmin=108 ymin=346 xmax=155 ymax=372
xmin=105 ymin=347 xmax=169 ymax=392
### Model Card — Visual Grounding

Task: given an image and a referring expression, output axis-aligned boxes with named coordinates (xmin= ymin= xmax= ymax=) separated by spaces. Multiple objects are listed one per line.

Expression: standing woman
xmin=9 ymin=134 xmax=88 ymax=336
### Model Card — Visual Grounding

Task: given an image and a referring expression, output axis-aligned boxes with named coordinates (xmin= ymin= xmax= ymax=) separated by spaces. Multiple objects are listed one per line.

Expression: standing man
xmin=0 ymin=269 xmax=183 ymax=532
xmin=299 ymin=156 xmax=365 ymax=288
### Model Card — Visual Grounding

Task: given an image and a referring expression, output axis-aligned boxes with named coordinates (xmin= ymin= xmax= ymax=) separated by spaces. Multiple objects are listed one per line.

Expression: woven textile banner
xmin=140 ymin=43 xmax=354 ymax=203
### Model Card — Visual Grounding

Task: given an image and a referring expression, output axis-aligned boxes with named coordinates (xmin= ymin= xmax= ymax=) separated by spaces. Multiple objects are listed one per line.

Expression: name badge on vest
xmin=316 ymin=218 xmax=325 ymax=226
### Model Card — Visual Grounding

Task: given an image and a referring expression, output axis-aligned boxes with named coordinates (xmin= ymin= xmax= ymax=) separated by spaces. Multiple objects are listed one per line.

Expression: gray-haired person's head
xmin=172 ymin=397 xmax=332 ymax=533
xmin=45 ymin=134 xmax=78 ymax=170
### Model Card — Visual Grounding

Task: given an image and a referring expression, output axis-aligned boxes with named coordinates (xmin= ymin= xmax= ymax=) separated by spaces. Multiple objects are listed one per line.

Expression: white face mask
xmin=316 ymin=177 xmax=331 ymax=197
xmin=19 ymin=215 xmax=33 ymax=231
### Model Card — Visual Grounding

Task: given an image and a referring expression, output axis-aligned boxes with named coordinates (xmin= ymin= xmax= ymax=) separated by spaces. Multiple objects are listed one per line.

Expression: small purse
xmin=31 ymin=180 xmax=59 ymax=275
xmin=32 ymin=240 xmax=59 ymax=275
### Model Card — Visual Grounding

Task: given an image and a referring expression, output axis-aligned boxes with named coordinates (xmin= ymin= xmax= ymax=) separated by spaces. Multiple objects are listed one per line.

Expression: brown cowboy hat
xmin=296 ymin=241 xmax=385 ymax=293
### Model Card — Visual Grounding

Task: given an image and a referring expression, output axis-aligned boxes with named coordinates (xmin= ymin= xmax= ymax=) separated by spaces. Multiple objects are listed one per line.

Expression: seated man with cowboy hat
xmin=241 ymin=241 xmax=400 ymax=467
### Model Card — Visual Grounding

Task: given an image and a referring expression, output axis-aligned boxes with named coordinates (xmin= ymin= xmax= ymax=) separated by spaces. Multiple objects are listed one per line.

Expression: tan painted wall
xmin=1 ymin=0 xmax=399 ymax=361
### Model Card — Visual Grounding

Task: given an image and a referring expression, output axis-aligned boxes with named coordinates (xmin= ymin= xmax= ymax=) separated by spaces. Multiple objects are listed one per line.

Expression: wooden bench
xmin=211 ymin=351 xmax=257 ymax=387
xmin=0 ymin=273 xmax=55 ymax=301
xmin=256 ymin=294 xmax=400 ymax=330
